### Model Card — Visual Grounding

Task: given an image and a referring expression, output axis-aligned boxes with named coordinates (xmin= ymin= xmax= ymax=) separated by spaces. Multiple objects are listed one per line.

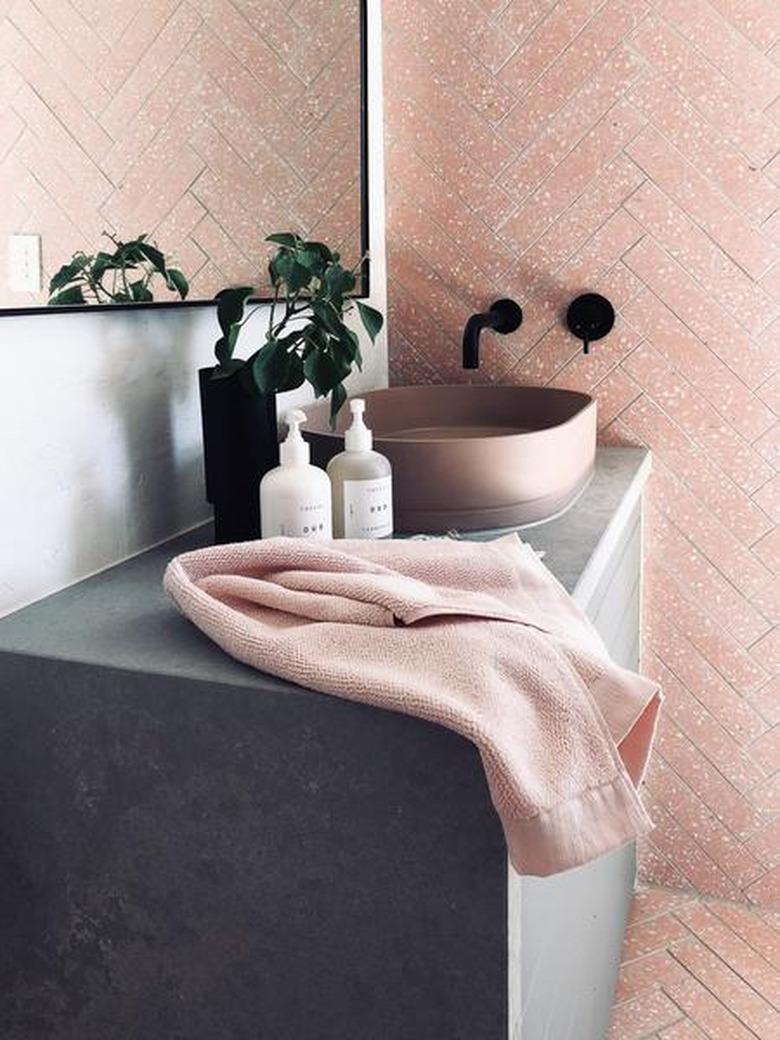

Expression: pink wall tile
xmin=708 ymin=0 xmax=780 ymax=52
xmin=612 ymin=887 xmax=780 ymax=1038
xmin=497 ymin=0 xmax=604 ymax=99
xmin=750 ymin=626 xmax=780 ymax=674
xmin=626 ymin=126 xmax=779 ymax=280
xmin=630 ymin=13 xmax=779 ymax=166
xmin=621 ymin=289 xmax=777 ymax=443
xmin=616 ymin=946 xmax=690 ymax=1004
xmin=628 ymin=68 xmax=780 ymax=225
xmin=498 ymin=0 xmax=646 ymax=148
xmin=625 ymin=182 xmax=778 ymax=335
xmin=746 ymin=816 xmax=780 ymax=871
xmin=667 ymin=937 xmax=777 ymax=1037
xmin=383 ymin=0 xmax=780 ymax=909
xmin=608 ymin=987 xmax=685 ymax=1039
xmin=675 ymin=902 xmax=780 ymax=1005
xmin=708 ymin=897 xmax=780 ymax=969
xmin=621 ymin=396 xmax=772 ymax=546
xmin=752 ymin=528 xmax=780 ymax=572
xmin=623 ymin=235 xmax=777 ymax=388
xmin=654 ymin=0 xmax=780 ymax=110
xmin=662 ymin=970 xmax=761 ymax=1039
xmin=746 ymin=865 xmax=780 ymax=906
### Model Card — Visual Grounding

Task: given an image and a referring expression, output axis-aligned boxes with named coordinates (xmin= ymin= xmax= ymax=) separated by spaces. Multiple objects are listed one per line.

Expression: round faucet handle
xmin=566 ymin=293 xmax=615 ymax=352
xmin=489 ymin=298 xmax=524 ymax=334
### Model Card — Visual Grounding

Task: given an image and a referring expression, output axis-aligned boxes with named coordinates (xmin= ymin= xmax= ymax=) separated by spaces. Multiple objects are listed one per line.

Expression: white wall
xmin=0 ymin=2 xmax=388 ymax=617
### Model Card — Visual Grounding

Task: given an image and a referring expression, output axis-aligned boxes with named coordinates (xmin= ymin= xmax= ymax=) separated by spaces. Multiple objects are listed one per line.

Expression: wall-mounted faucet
xmin=566 ymin=293 xmax=615 ymax=354
xmin=463 ymin=298 xmax=523 ymax=369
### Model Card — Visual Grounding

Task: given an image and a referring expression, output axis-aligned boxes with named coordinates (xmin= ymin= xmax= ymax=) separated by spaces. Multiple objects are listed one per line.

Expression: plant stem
xmin=87 ymin=274 xmax=112 ymax=304
xmin=268 ymin=286 xmax=279 ymax=334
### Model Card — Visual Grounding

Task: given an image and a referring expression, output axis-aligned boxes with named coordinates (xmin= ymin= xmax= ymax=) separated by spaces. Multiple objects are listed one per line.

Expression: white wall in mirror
xmin=0 ymin=3 xmax=387 ymax=617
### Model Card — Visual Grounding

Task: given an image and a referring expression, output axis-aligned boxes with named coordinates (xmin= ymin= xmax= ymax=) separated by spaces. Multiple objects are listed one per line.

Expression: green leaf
xmin=300 ymin=323 xmax=327 ymax=357
xmin=335 ymin=326 xmax=362 ymax=371
xmin=251 ymin=339 xmax=305 ymax=394
xmin=356 ymin=302 xmax=384 ymax=344
xmin=324 ymin=263 xmax=356 ymax=299
xmin=129 ymin=279 xmax=153 ymax=302
xmin=311 ymin=299 xmax=345 ymax=336
xmin=90 ymin=251 xmax=119 ymax=283
xmin=48 ymin=259 xmax=87 ymax=295
xmin=215 ymin=324 xmax=240 ymax=365
xmin=303 ymin=349 xmax=346 ymax=398
xmin=116 ymin=241 xmax=145 ymax=266
xmin=166 ymin=268 xmax=189 ymax=299
xmin=329 ymin=383 xmax=347 ymax=428
xmin=303 ymin=240 xmax=334 ymax=263
xmin=274 ymin=249 xmax=312 ymax=292
xmin=294 ymin=240 xmax=333 ymax=276
xmin=278 ymin=351 xmax=304 ymax=392
xmin=296 ymin=246 xmax=328 ymax=275
xmin=215 ymin=285 xmax=253 ymax=336
xmin=265 ymin=232 xmax=300 ymax=250
xmin=137 ymin=241 xmax=166 ymax=273
xmin=48 ymin=285 xmax=86 ymax=306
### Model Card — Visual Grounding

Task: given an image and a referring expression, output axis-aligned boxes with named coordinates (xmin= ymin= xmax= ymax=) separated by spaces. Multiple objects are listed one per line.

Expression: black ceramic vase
xmin=198 ymin=368 xmax=279 ymax=544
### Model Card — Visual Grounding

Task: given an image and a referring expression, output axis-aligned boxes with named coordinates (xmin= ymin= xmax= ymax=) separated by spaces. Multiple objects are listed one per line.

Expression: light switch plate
xmin=8 ymin=234 xmax=42 ymax=293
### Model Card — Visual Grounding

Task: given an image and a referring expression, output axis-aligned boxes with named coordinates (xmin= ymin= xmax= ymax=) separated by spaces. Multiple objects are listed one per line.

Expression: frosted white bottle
xmin=260 ymin=410 xmax=332 ymax=539
xmin=327 ymin=398 xmax=393 ymax=539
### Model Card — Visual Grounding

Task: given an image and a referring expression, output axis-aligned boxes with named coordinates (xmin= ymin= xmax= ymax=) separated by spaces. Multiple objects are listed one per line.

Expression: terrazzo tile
xmin=384 ymin=0 xmax=780 ymax=910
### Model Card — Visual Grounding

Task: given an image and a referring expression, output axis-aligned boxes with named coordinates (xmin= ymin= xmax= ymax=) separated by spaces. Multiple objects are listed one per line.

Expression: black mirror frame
xmin=1 ymin=0 xmax=370 ymax=317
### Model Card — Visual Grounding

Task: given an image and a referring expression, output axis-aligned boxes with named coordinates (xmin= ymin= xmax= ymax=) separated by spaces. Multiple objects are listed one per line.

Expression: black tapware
xmin=198 ymin=368 xmax=279 ymax=544
xmin=566 ymin=293 xmax=615 ymax=354
xmin=462 ymin=298 xmax=524 ymax=369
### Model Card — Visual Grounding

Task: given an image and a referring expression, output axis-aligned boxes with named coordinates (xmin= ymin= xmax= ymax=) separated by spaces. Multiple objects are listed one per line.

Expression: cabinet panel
xmin=516 ymin=502 xmax=643 ymax=1039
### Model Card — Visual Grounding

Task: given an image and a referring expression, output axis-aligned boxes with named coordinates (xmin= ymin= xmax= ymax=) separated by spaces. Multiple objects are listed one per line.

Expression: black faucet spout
xmin=462 ymin=298 xmax=523 ymax=370
xmin=462 ymin=312 xmax=492 ymax=369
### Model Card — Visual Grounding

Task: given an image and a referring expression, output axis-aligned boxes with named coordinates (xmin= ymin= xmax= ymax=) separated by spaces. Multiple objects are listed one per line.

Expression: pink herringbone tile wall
xmin=0 ymin=0 xmax=362 ymax=306
xmin=383 ymin=0 xmax=780 ymax=907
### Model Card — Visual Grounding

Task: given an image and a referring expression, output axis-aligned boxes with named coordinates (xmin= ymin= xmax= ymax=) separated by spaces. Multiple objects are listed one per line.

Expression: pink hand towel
xmin=164 ymin=534 xmax=661 ymax=876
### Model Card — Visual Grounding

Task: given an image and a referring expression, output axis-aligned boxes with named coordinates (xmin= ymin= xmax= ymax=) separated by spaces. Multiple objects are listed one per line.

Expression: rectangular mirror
xmin=0 ymin=0 xmax=368 ymax=313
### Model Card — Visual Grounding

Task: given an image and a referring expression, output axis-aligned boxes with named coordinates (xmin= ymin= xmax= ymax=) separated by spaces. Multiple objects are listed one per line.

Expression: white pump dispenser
xmin=344 ymin=398 xmax=373 ymax=452
xmin=279 ymin=408 xmax=310 ymax=465
xmin=260 ymin=410 xmax=332 ymax=539
xmin=327 ymin=398 xmax=393 ymax=539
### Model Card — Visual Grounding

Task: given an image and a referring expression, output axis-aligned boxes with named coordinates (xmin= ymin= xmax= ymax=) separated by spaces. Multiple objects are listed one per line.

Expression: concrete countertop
xmin=0 ymin=446 xmax=651 ymax=691
xmin=0 ymin=444 xmax=652 ymax=1040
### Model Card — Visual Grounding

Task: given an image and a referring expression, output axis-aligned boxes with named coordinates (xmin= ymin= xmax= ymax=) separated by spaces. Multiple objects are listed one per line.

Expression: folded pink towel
xmin=164 ymin=534 xmax=661 ymax=876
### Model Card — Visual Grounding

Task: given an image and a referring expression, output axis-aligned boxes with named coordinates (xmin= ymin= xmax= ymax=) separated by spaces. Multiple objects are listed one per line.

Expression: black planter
xmin=198 ymin=368 xmax=279 ymax=543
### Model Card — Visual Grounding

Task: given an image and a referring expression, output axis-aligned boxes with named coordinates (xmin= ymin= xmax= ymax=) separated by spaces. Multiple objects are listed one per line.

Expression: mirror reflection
xmin=0 ymin=0 xmax=365 ymax=310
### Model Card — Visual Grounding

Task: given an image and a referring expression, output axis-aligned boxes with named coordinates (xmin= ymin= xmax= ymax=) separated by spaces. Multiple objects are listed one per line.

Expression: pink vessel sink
xmin=303 ymin=385 xmax=597 ymax=533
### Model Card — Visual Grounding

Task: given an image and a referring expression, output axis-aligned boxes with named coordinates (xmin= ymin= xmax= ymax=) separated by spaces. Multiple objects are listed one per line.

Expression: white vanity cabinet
xmin=512 ymin=473 xmax=648 ymax=1040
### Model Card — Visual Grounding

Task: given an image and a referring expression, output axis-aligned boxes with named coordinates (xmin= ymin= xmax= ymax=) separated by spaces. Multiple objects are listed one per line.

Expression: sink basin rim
xmin=303 ymin=385 xmax=595 ymax=444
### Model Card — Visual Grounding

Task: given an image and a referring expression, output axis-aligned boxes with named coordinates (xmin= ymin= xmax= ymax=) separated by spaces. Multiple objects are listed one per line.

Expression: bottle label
xmin=277 ymin=499 xmax=331 ymax=539
xmin=343 ymin=476 xmax=393 ymax=539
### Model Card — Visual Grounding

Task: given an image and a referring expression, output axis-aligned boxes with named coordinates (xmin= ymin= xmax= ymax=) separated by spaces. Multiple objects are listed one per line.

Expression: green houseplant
xmin=200 ymin=232 xmax=384 ymax=544
xmin=47 ymin=232 xmax=189 ymax=306
xmin=210 ymin=232 xmax=382 ymax=423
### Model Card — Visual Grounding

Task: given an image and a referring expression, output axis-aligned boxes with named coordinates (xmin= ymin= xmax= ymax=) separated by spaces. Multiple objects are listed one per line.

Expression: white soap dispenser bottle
xmin=327 ymin=398 xmax=393 ymax=539
xmin=260 ymin=410 xmax=332 ymax=539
